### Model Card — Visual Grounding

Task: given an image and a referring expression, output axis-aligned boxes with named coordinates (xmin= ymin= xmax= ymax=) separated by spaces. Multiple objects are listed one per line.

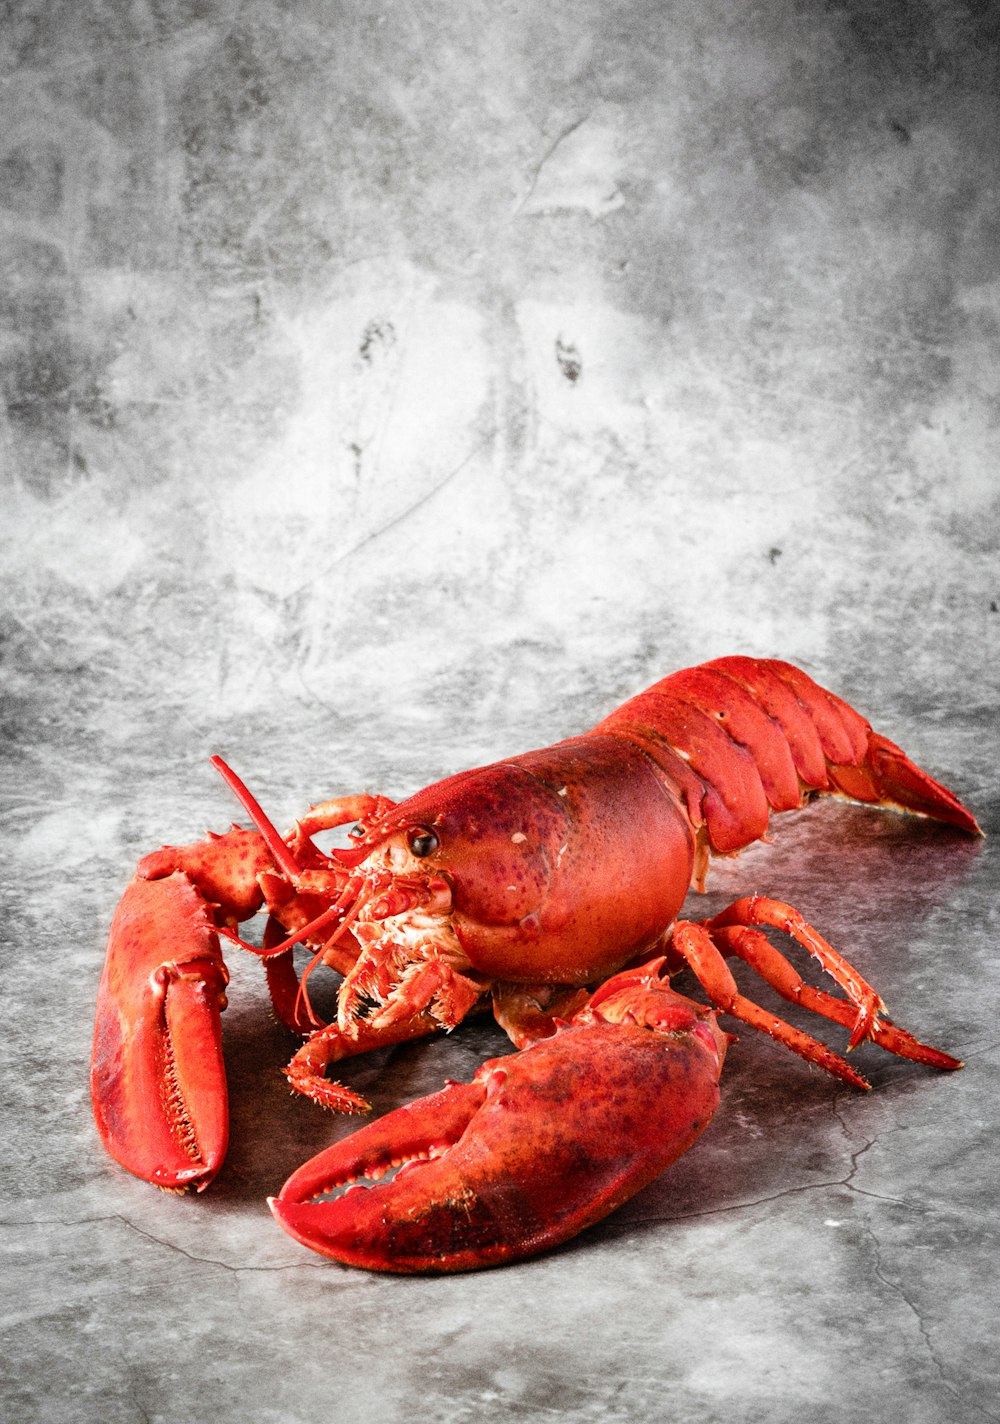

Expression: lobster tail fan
xmin=865 ymin=733 xmax=981 ymax=834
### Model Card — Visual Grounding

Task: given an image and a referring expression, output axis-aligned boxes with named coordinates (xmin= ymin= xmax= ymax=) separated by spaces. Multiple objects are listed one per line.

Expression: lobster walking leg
xmin=671 ymin=920 xmax=871 ymax=1089
xmin=708 ymin=924 xmax=963 ymax=1071
xmin=669 ymin=898 xmax=963 ymax=1088
xmin=284 ymin=1012 xmax=445 ymax=1113
xmin=709 ymin=895 xmax=885 ymax=1045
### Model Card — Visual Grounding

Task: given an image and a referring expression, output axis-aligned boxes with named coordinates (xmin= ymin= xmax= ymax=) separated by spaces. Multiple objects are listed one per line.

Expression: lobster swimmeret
xmin=91 ymin=657 xmax=980 ymax=1272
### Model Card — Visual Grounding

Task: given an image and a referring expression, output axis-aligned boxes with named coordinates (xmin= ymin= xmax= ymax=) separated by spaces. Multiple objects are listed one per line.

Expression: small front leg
xmin=491 ymin=981 xmax=591 ymax=1049
xmin=284 ymin=1011 xmax=445 ymax=1113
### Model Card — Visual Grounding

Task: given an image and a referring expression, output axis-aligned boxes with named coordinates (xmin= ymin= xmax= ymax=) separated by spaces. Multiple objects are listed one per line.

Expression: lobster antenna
xmin=294 ymin=884 xmax=373 ymax=1024
xmin=210 ymin=755 xmax=302 ymax=881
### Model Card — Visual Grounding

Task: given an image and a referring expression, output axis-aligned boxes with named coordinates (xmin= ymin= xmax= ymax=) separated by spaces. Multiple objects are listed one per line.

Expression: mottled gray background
xmin=2 ymin=2 xmax=998 ymax=1422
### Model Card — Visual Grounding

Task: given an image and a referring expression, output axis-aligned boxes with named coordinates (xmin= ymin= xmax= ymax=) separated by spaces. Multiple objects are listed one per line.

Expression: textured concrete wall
xmin=3 ymin=0 xmax=998 ymax=758
xmin=4 ymin=8 xmax=999 ymax=1423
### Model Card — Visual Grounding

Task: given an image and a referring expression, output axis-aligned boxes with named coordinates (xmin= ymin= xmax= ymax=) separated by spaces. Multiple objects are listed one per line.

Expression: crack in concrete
xmin=3 ymin=1212 xmax=135 ymax=1230
xmin=627 ymin=1117 xmax=918 ymax=1228
xmin=831 ymin=1108 xmax=910 ymax=1204
xmin=950 ymin=1038 xmax=1000 ymax=1064
xmin=3 ymin=1210 xmax=327 ymax=1272
xmin=843 ymin=1129 xmax=878 ymax=1184
xmin=646 ymin=1175 xmax=889 ymax=1225
xmin=115 ymin=1213 xmax=330 ymax=1271
xmin=124 ymin=1369 xmax=154 ymax=1424
xmin=513 ymin=114 xmax=592 ymax=216
xmin=858 ymin=1218 xmax=1000 ymax=1422
xmin=283 ymin=432 xmax=494 ymax=606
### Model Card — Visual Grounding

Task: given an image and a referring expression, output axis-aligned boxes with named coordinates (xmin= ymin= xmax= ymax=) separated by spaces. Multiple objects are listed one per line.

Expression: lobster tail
xmin=830 ymin=730 xmax=981 ymax=834
xmin=594 ymin=656 xmax=981 ymax=854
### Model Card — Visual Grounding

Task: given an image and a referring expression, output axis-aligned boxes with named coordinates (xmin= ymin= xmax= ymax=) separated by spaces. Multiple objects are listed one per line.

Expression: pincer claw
xmin=270 ymin=978 xmax=727 ymax=1273
xmin=91 ymin=873 xmax=230 ymax=1191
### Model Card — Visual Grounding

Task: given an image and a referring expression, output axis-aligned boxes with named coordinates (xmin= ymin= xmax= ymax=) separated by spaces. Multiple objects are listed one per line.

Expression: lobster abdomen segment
xmin=594 ymin=656 xmax=980 ymax=853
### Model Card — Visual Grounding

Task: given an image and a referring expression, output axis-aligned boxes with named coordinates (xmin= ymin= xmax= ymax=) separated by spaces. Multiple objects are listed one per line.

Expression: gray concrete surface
xmin=2 ymin=2 xmax=998 ymax=1421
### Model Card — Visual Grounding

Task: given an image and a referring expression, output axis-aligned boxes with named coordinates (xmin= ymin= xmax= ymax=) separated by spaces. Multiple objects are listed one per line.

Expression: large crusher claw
xmin=270 ymin=970 xmax=729 ymax=1272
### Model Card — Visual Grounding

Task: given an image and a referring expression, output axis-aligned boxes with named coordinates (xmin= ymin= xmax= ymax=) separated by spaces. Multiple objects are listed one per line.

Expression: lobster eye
xmin=347 ymin=824 xmax=365 ymax=840
xmin=408 ymin=829 xmax=439 ymax=858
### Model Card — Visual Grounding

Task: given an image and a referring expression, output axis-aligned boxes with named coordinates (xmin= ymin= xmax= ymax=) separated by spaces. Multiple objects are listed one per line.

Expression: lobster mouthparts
xmin=270 ymin=1000 xmax=726 ymax=1273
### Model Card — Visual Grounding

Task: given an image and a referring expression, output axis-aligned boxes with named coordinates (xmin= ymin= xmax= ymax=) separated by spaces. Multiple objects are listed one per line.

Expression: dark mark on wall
xmin=360 ymin=320 xmax=396 ymax=364
xmin=555 ymin=337 xmax=581 ymax=384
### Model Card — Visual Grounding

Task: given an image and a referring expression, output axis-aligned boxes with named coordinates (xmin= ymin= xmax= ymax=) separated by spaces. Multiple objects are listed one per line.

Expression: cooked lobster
xmin=91 ymin=656 xmax=980 ymax=1271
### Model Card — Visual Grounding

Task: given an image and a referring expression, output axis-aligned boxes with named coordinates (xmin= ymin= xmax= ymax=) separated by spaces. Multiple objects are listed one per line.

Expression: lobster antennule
xmin=210 ymin=755 xmax=303 ymax=879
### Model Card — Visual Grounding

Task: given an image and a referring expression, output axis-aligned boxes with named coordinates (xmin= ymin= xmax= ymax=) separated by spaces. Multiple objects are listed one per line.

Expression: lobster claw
xmin=270 ymin=971 xmax=728 ymax=1272
xmin=91 ymin=872 xmax=231 ymax=1190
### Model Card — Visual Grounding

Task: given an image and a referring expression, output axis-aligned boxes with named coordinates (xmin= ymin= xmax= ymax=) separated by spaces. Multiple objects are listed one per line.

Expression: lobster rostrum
xmin=91 ymin=657 xmax=980 ymax=1271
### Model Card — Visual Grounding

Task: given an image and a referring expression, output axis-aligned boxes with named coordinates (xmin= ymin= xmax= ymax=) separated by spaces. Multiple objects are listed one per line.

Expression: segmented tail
xmin=594 ymin=656 xmax=981 ymax=859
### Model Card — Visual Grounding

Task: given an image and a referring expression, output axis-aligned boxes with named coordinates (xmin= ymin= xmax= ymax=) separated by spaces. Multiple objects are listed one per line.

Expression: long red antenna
xmin=210 ymin=755 xmax=302 ymax=881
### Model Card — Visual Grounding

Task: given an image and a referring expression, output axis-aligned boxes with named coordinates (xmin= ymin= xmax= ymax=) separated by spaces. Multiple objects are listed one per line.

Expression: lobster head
xmin=213 ymin=737 xmax=693 ymax=1039
xmin=340 ymin=762 xmax=567 ymax=925
xmin=326 ymin=761 xmax=580 ymax=1026
xmin=322 ymin=735 xmax=695 ymax=1029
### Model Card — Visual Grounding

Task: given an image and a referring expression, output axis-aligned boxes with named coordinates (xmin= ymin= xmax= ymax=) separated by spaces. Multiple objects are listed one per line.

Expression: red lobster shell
xmin=91 ymin=657 xmax=979 ymax=1270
